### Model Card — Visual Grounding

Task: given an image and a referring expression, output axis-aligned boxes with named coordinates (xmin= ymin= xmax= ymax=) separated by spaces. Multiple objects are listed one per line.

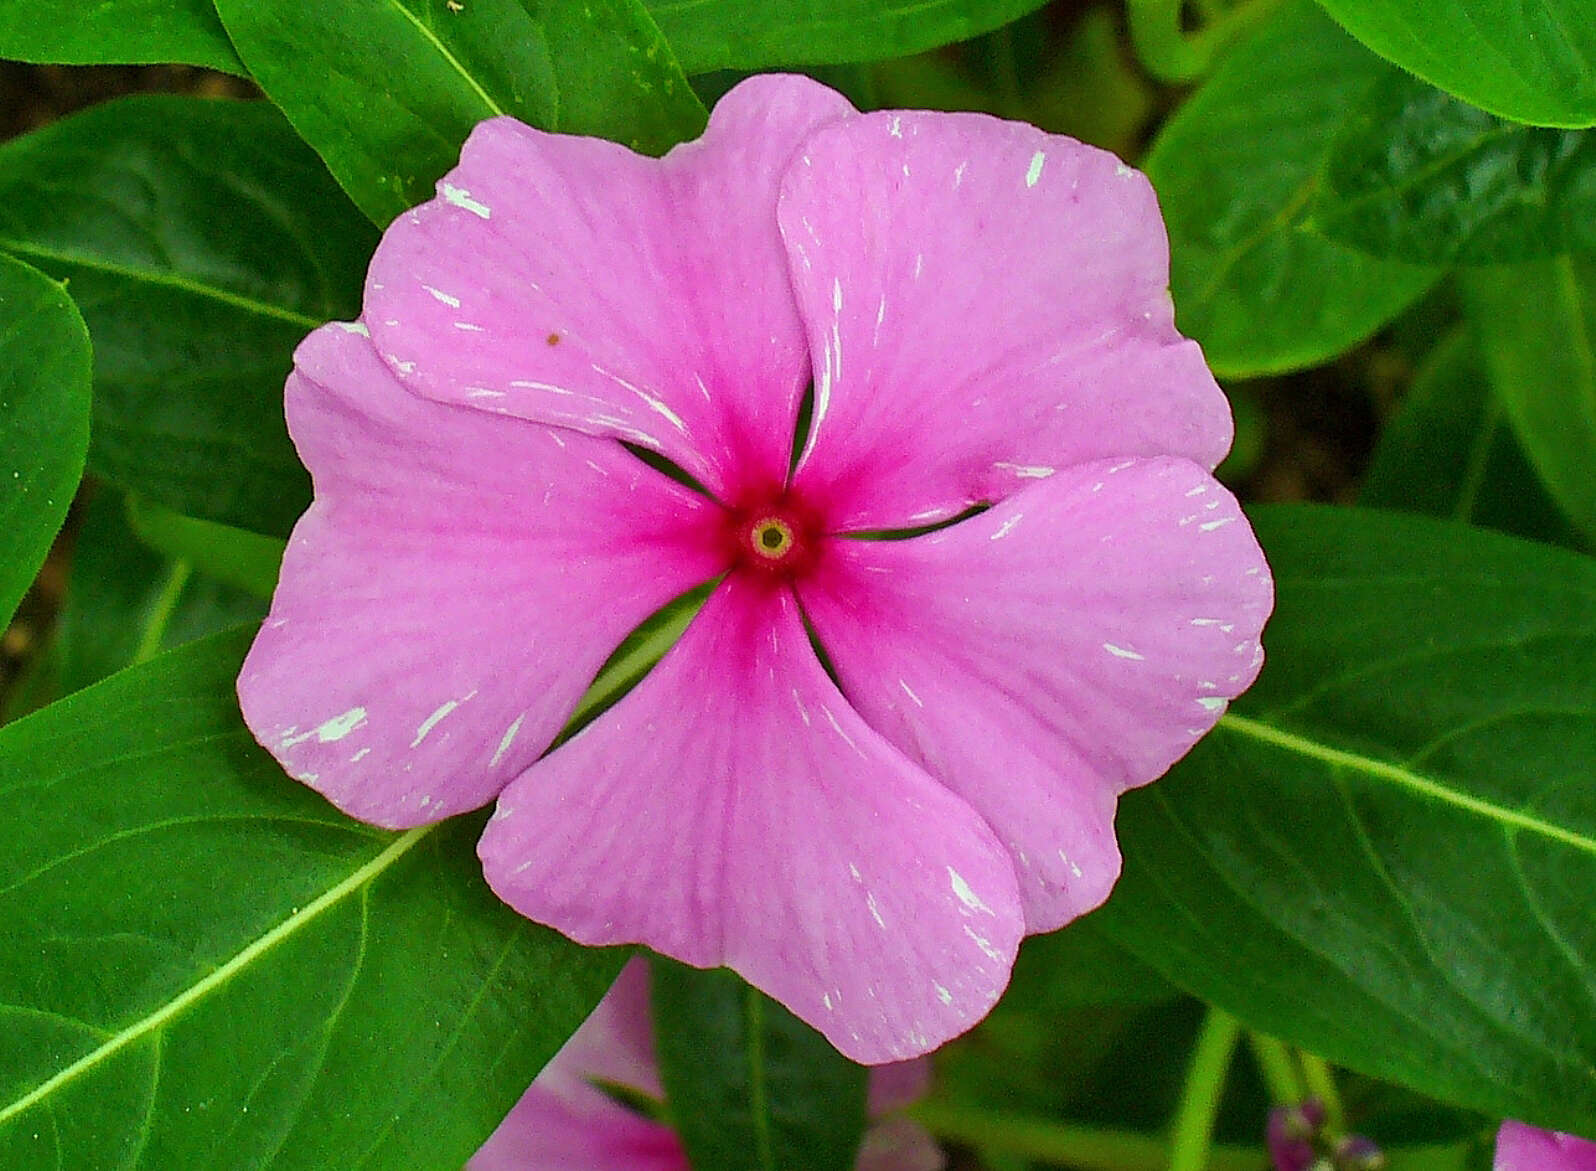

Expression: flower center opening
xmin=752 ymin=518 xmax=794 ymax=559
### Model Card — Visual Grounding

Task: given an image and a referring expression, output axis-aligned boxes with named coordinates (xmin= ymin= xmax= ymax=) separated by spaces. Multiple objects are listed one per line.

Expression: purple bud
xmin=1335 ymin=1134 xmax=1386 ymax=1170
xmin=1268 ymin=1101 xmax=1326 ymax=1171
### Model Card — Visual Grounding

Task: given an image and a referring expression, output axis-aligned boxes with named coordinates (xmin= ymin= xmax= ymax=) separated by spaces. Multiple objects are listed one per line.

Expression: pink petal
xmin=238 ymin=323 xmax=726 ymax=828
xmin=856 ymin=1117 xmax=947 ymax=1171
xmin=778 ymin=110 xmax=1231 ymax=531
xmin=1496 ymin=1122 xmax=1596 ymax=1171
xmin=478 ymin=575 xmax=1024 ymax=1064
xmin=365 ymin=75 xmax=855 ymax=501
xmin=467 ymin=1080 xmax=684 ymax=1171
xmin=799 ymin=457 xmax=1273 ymax=932
xmin=541 ymin=958 xmax=662 ymax=1101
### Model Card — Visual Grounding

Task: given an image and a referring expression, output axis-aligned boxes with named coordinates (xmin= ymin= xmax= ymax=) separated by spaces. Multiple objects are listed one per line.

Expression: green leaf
xmin=127 ymin=496 xmax=285 ymax=599
xmin=642 ymin=0 xmax=1049 ymax=72
xmin=0 ymin=94 xmax=378 ymax=538
xmin=0 ymin=629 xmax=624 ymax=1168
xmin=1462 ymin=255 xmax=1596 ymax=542
xmin=1312 ymin=0 xmax=1596 ymax=128
xmin=0 ymin=0 xmax=244 ymax=74
xmin=56 ymin=490 xmax=266 ymax=695
xmin=1097 ymin=504 xmax=1596 ymax=1134
xmin=214 ymin=0 xmax=707 ymax=226
xmin=0 ymin=253 xmax=90 ymax=631
xmin=1312 ymin=72 xmax=1596 ymax=266
xmin=1145 ymin=0 xmax=1437 ymax=377
xmin=1361 ymin=328 xmax=1586 ymax=549
xmin=650 ymin=958 xmax=868 ymax=1171
xmin=1006 ymin=920 xmax=1177 ymax=1012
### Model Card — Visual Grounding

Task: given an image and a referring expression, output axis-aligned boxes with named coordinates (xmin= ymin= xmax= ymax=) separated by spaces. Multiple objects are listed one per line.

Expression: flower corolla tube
xmin=238 ymin=74 xmax=1273 ymax=1063
xmin=466 ymin=958 xmax=943 ymax=1171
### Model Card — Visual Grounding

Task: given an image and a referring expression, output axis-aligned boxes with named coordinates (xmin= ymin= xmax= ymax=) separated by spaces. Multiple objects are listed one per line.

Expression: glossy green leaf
xmin=0 ymin=95 xmax=378 ymax=538
xmin=0 ymin=629 xmax=624 ymax=1168
xmin=1097 ymin=504 xmax=1596 ymax=1134
xmin=1313 ymin=0 xmax=1596 ymax=128
xmin=0 ymin=0 xmax=243 ymax=73
xmin=1005 ymin=919 xmax=1177 ymax=1012
xmin=642 ymin=0 xmax=1049 ymax=72
xmin=1145 ymin=0 xmax=1437 ymax=377
xmin=1462 ymin=255 xmax=1596 ymax=542
xmin=57 ymin=491 xmax=266 ymax=695
xmin=650 ymin=958 xmax=868 ymax=1171
xmin=127 ymin=496 xmax=285 ymax=599
xmin=1361 ymin=328 xmax=1586 ymax=549
xmin=215 ymin=0 xmax=706 ymax=225
xmin=1312 ymin=72 xmax=1596 ymax=266
xmin=0 ymin=253 xmax=90 ymax=631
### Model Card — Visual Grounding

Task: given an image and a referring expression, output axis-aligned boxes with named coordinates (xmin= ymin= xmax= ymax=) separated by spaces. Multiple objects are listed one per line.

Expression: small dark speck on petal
xmin=546 ymin=333 xmax=561 ymax=346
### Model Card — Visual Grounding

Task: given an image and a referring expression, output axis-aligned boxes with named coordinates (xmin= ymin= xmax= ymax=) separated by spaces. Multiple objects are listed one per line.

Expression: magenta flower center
xmin=724 ymin=489 xmax=825 ymax=579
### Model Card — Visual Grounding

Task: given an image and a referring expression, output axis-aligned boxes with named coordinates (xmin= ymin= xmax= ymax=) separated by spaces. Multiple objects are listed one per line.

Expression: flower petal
xmin=238 ymin=323 xmax=726 ymax=829
xmin=365 ymin=75 xmax=855 ymax=500
xmin=778 ymin=110 xmax=1231 ymax=530
xmin=856 ymin=1117 xmax=947 ymax=1171
xmin=799 ymin=457 xmax=1273 ymax=932
xmin=478 ymin=575 xmax=1023 ymax=1064
xmin=467 ymin=1082 xmax=684 ymax=1171
xmin=1495 ymin=1122 xmax=1596 ymax=1171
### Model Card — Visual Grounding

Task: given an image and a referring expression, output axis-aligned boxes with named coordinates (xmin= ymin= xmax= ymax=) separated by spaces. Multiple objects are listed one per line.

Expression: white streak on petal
xmin=1103 ymin=643 xmax=1145 ymax=660
xmin=441 ymin=182 xmax=491 ymax=219
xmin=491 ymin=713 xmax=526 ymax=769
xmin=1026 ymin=150 xmax=1046 ymax=188
xmin=949 ymin=867 xmax=993 ymax=915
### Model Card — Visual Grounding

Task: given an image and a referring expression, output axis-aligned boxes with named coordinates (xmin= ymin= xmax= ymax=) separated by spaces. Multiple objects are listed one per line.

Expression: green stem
xmin=1169 ymin=1006 xmax=1243 ymax=1171
xmin=908 ymin=1102 xmax=1261 ymax=1171
xmin=1299 ymin=1050 xmax=1345 ymax=1131
xmin=1126 ymin=0 xmax=1283 ymax=82
xmin=1248 ymin=1032 xmax=1306 ymax=1104
xmin=133 ymin=560 xmax=192 ymax=665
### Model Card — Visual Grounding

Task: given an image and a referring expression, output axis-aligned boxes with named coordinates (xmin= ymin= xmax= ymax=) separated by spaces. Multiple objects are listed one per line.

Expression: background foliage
xmin=2 ymin=0 xmax=1594 ymax=1167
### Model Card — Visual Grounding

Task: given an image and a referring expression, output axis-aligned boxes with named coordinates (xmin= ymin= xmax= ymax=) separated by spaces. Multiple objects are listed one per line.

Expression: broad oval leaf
xmin=0 ymin=0 xmax=243 ymax=74
xmin=1313 ymin=0 xmax=1596 ymax=129
xmin=1360 ymin=328 xmax=1586 ymax=550
xmin=1462 ymin=255 xmax=1596 ymax=543
xmin=0 ymin=95 xmax=378 ymax=538
xmin=1313 ymin=72 xmax=1596 ymax=266
xmin=0 ymin=253 xmax=90 ymax=630
xmin=642 ymin=0 xmax=1050 ymax=72
xmin=651 ymin=958 xmax=868 ymax=1171
xmin=215 ymin=0 xmax=707 ymax=225
xmin=0 ymin=629 xmax=625 ymax=1169
xmin=1098 ymin=504 xmax=1596 ymax=1134
xmin=1145 ymin=0 xmax=1437 ymax=377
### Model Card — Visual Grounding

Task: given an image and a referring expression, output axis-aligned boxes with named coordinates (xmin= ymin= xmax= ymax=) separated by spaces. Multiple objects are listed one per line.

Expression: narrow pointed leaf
xmin=0 ymin=253 xmax=90 ymax=630
xmin=641 ymin=0 xmax=1050 ymax=72
xmin=0 ymin=630 xmax=624 ymax=1169
xmin=1313 ymin=0 xmax=1596 ymax=128
xmin=214 ymin=0 xmax=707 ymax=225
xmin=1313 ymin=72 xmax=1596 ymax=266
xmin=1145 ymin=0 xmax=1437 ymax=377
xmin=1098 ymin=504 xmax=1596 ymax=1135
xmin=0 ymin=95 xmax=378 ymax=537
xmin=0 ymin=0 xmax=243 ymax=73
xmin=651 ymin=959 xmax=869 ymax=1171
xmin=1462 ymin=255 xmax=1596 ymax=542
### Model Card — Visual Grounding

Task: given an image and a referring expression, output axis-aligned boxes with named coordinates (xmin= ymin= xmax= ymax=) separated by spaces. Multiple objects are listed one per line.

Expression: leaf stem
xmin=1247 ymin=1032 xmax=1306 ymax=1104
xmin=907 ymin=1102 xmax=1261 ymax=1171
xmin=1125 ymin=0 xmax=1282 ymax=82
xmin=133 ymin=560 xmax=193 ymax=665
xmin=1168 ymin=1005 xmax=1242 ymax=1171
xmin=1299 ymin=1050 xmax=1345 ymax=1131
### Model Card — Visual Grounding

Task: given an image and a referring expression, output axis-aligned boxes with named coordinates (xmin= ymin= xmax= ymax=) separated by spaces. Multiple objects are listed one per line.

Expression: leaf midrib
xmin=1218 ymin=712 xmax=1596 ymax=858
xmin=0 ymin=826 xmax=430 ymax=1126
xmin=0 ymin=237 xmax=322 ymax=330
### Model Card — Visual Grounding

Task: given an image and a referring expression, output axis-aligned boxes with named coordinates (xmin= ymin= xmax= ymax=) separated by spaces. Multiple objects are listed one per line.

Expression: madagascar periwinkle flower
xmin=238 ymin=74 xmax=1273 ymax=1063
xmin=1495 ymin=1121 xmax=1596 ymax=1170
xmin=467 ymin=958 xmax=943 ymax=1171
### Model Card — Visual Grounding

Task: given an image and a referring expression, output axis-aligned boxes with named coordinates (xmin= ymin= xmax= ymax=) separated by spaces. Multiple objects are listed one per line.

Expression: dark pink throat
xmin=722 ymin=488 xmax=826 ymax=580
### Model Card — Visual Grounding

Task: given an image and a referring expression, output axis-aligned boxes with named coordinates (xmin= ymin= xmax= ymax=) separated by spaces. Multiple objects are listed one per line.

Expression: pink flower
xmin=1496 ymin=1121 xmax=1596 ymax=1170
xmin=466 ymin=959 xmax=943 ymax=1171
xmin=239 ymin=74 xmax=1272 ymax=1063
